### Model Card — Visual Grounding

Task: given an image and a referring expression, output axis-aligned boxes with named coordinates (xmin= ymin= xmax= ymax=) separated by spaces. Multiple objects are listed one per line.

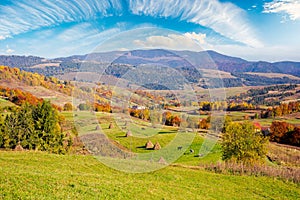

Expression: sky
xmin=0 ymin=0 xmax=300 ymax=62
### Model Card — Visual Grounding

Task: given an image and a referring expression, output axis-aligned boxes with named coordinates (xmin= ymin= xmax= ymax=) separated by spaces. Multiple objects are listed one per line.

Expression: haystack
xmin=145 ymin=140 xmax=154 ymax=149
xmin=95 ymin=125 xmax=101 ymax=130
xmin=14 ymin=142 xmax=24 ymax=151
xmin=153 ymin=142 xmax=161 ymax=150
xmin=108 ymin=122 xmax=114 ymax=129
xmin=126 ymin=130 xmax=132 ymax=137
xmin=158 ymin=156 xmax=167 ymax=165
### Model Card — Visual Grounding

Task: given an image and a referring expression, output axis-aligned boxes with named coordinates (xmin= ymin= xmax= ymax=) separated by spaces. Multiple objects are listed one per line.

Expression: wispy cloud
xmin=128 ymin=0 xmax=262 ymax=47
xmin=263 ymin=0 xmax=300 ymax=21
xmin=0 ymin=0 xmax=123 ymax=39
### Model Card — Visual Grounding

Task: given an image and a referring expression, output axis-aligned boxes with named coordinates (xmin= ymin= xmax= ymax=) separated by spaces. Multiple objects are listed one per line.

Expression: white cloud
xmin=0 ymin=35 xmax=11 ymax=40
xmin=183 ymin=32 xmax=206 ymax=45
xmin=129 ymin=0 xmax=262 ymax=47
xmin=133 ymin=33 xmax=210 ymax=51
xmin=263 ymin=0 xmax=300 ymax=21
xmin=4 ymin=45 xmax=15 ymax=54
xmin=6 ymin=48 xmax=15 ymax=54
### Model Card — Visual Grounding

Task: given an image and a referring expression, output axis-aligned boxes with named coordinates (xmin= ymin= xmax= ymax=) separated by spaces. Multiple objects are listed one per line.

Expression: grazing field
xmin=1 ymin=151 xmax=299 ymax=200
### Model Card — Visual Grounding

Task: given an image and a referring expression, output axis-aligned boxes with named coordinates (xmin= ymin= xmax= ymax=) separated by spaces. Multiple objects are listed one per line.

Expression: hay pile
xmin=14 ymin=142 xmax=24 ymax=151
xmin=153 ymin=142 xmax=161 ymax=150
xmin=145 ymin=140 xmax=154 ymax=149
xmin=158 ymin=156 xmax=167 ymax=164
xmin=126 ymin=131 xmax=132 ymax=137
xmin=108 ymin=122 xmax=114 ymax=129
xmin=95 ymin=125 xmax=101 ymax=130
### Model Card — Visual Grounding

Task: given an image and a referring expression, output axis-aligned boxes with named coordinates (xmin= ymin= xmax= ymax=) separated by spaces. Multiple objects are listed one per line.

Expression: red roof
xmin=253 ymin=122 xmax=262 ymax=129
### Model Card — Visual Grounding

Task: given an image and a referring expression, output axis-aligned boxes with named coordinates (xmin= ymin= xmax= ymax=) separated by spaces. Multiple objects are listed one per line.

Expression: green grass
xmin=71 ymin=111 xmax=215 ymax=167
xmin=257 ymin=118 xmax=300 ymax=126
xmin=0 ymin=98 xmax=15 ymax=108
xmin=0 ymin=151 xmax=299 ymax=200
xmin=1 ymin=111 xmax=300 ymax=199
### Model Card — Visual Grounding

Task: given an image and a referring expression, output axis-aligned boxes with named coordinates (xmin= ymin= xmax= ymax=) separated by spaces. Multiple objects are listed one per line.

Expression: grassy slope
xmin=0 ymin=98 xmax=15 ymax=108
xmin=0 ymin=151 xmax=299 ymax=200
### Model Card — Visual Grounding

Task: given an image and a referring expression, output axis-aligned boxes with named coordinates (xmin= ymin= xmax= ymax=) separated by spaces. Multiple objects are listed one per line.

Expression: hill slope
xmin=1 ymin=151 xmax=299 ymax=199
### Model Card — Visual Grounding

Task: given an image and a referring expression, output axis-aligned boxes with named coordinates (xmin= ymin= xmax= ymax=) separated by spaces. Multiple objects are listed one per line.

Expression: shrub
xmin=63 ymin=102 xmax=73 ymax=111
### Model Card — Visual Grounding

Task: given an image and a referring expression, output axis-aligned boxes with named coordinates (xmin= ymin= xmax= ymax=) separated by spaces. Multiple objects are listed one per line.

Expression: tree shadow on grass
xmin=158 ymin=131 xmax=176 ymax=134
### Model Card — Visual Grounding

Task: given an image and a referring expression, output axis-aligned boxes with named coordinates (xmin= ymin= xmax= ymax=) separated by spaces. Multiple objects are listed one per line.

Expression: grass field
xmin=0 ymin=98 xmax=15 ymax=108
xmin=1 ymin=111 xmax=300 ymax=199
xmin=1 ymin=151 xmax=299 ymax=200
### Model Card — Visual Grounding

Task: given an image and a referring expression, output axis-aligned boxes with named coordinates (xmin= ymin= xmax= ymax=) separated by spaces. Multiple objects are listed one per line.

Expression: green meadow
xmin=1 ymin=151 xmax=299 ymax=200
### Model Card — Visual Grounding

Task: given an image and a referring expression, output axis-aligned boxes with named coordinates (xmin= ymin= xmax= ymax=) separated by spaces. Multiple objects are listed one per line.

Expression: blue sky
xmin=0 ymin=0 xmax=300 ymax=61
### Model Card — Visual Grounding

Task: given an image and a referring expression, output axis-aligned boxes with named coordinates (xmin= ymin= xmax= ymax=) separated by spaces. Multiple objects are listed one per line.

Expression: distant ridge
xmin=1 ymin=49 xmax=300 ymax=88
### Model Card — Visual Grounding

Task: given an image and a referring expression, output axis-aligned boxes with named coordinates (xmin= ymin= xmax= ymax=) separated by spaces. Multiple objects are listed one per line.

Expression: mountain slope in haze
xmin=1 ymin=49 xmax=300 ymax=88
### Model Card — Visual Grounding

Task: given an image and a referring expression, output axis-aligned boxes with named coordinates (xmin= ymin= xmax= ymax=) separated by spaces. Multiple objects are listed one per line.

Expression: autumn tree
xmin=270 ymin=121 xmax=294 ymax=143
xmin=221 ymin=121 xmax=268 ymax=165
xmin=63 ymin=102 xmax=73 ymax=111
xmin=286 ymin=127 xmax=300 ymax=146
xmin=199 ymin=118 xmax=209 ymax=129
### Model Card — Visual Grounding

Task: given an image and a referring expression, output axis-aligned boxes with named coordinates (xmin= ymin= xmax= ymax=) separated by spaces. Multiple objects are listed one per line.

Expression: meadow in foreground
xmin=0 ymin=151 xmax=299 ymax=200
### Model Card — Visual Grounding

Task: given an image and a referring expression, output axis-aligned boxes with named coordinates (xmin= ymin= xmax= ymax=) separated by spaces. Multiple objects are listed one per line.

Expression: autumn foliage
xmin=0 ymin=86 xmax=43 ymax=106
xmin=0 ymin=65 xmax=73 ymax=95
xmin=270 ymin=121 xmax=300 ymax=146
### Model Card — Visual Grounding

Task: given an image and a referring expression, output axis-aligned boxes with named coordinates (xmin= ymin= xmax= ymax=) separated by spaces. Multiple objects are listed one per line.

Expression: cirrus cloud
xmin=263 ymin=0 xmax=300 ymax=21
xmin=129 ymin=0 xmax=262 ymax=47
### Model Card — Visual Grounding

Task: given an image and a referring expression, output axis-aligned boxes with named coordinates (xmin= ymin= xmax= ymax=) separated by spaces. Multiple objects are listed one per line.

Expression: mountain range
xmin=1 ymin=49 xmax=300 ymax=89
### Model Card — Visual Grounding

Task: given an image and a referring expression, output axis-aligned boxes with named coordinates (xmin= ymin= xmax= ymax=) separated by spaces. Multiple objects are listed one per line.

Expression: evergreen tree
xmin=3 ymin=112 xmax=19 ymax=148
xmin=17 ymin=103 xmax=35 ymax=149
xmin=32 ymin=101 xmax=65 ymax=153
xmin=0 ymin=114 xmax=4 ymax=147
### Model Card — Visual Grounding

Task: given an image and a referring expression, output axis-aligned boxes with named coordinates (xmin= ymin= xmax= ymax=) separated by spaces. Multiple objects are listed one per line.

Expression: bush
xmin=63 ymin=102 xmax=73 ymax=111
xmin=78 ymin=103 xmax=90 ymax=111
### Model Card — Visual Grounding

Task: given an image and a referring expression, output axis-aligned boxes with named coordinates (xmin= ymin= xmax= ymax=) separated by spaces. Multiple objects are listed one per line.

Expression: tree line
xmin=0 ymin=101 xmax=72 ymax=154
xmin=260 ymin=101 xmax=300 ymax=118
xmin=0 ymin=65 xmax=73 ymax=96
xmin=270 ymin=121 xmax=300 ymax=146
